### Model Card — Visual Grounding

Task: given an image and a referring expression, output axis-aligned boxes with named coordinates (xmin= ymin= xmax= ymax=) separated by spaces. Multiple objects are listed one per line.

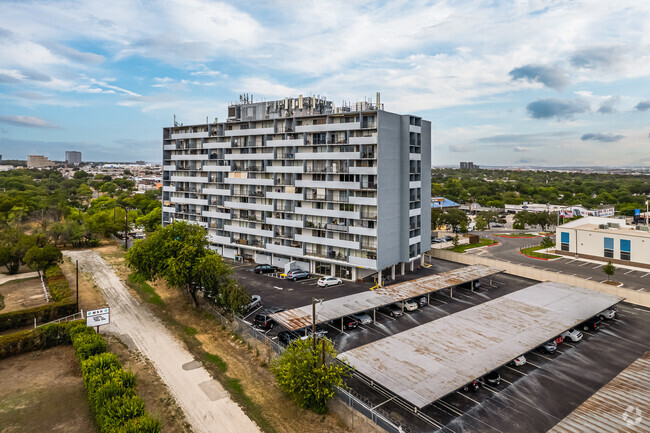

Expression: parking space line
xmin=586 ymin=277 xmax=592 ymax=280
xmin=455 ymin=391 xmax=480 ymax=405
xmin=566 ymin=260 xmax=578 ymax=264
xmin=624 ymin=269 xmax=635 ymax=275
xmin=641 ymin=273 xmax=650 ymax=278
xmin=504 ymin=365 xmax=526 ymax=376
xmin=592 ymin=264 xmax=602 ymax=269
xmin=526 ymin=360 xmax=541 ymax=368
xmin=535 ymin=353 xmax=555 ymax=361
xmin=482 ymin=385 xmax=500 ymax=395
xmin=554 ymin=349 xmax=564 ymax=355
xmin=578 ymin=262 xmax=589 ymax=267
xmin=562 ymin=342 xmax=575 ymax=348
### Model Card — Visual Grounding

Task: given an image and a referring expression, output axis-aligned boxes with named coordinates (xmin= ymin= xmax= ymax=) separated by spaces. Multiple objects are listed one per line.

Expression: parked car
xmin=561 ymin=328 xmax=583 ymax=342
xmin=581 ymin=317 xmax=601 ymax=332
xmin=597 ymin=307 xmax=616 ymax=321
xmin=379 ymin=304 xmax=403 ymax=317
xmin=462 ymin=380 xmax=480 ymax=392
xmin=459 ymin=279 xmax=481 ymax=290
xmin=253 ymin=307 xmax=286 ymax=330
xmin=303 ymin=325 xmax=328 ymax=339
xmin=351 ymin=312 xmax=373 ymax=325
xmin=492 ymin=224 xmax=503 ymax=228
xmin=443 ymin=235 xmax=454 ymax=241
xmin=246 ymin=295 xmax=262 ymax=312
xmin=317 ymin=276 xmax=342 ymax=287
xmin=277 ymin=330 xmax=301 ymax=346
xmin=396 ymin=299 xmax=418 ymax=311
xmin=554 ymin=335 xmax=564 ymax=345
xmin=252 ymin=264 xmax=280 ymax=274
xmin=413 ymin=296 xmax=427 ymax=307
xmin=341 ymin=316 xmax=360 ymax=330
xmin=481 ymin=371 xmax=501 ymax=386
xmin=286 ymin=269 xmax=311 ymax=281
xmin=539 ymin=340 xmax=557 ymax=353
xmin=511 ymin=355 xmax=527 ymax=367
xmin=432 ymin=238 xmax=446 ymax=243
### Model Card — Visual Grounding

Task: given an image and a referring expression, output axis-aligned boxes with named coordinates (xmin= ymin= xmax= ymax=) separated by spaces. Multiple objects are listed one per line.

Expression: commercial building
xmin=460 ymin=161 xmax=479 ymax=170
xmin=556 ymin=216 xmax=650 ymax=268
xmin=65 ymin=151 xmax=82 ymax=165
xmin=162 ymin=95 xmax=431 ymax=281
xmin=27 ymin=155 xmax=55 ymax=168
xmin=505 ymin=203 xmax=615 ymax=217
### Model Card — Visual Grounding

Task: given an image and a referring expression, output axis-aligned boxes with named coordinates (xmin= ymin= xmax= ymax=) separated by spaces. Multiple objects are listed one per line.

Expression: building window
xmin=604 ymin=237 xmax=614 ymax=259
xmin=316 ymin=263 xmax=331 ymax=275
xmin=560 ymin=232 xmax=570 ymax=251
xmin=620 ymin=239 xmax=631 ymax=261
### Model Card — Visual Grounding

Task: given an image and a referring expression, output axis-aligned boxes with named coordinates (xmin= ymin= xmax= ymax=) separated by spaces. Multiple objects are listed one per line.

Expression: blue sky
xmin=1 ymin=0 xmax=649 ymax=166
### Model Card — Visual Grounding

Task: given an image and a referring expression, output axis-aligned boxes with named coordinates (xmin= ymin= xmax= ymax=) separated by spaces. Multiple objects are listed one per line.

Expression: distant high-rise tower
xmin=460 ymin=161 xmax=479 ymax=170
xmin=66 ymin=151 xmax=82 ymax=165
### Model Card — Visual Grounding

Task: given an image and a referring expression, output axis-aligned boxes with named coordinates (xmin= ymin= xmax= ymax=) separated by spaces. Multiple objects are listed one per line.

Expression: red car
xmin=554 ymin=335 xmax=564 ymax=345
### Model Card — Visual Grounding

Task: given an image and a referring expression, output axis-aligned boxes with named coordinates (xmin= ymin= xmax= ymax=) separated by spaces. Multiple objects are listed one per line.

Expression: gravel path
xmin=64 ymin=250 xmax=261 ymax=433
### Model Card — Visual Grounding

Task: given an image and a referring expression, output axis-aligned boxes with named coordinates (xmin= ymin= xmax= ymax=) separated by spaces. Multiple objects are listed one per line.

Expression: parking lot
xmin=234 ymin=258 xmax=650 ymax=432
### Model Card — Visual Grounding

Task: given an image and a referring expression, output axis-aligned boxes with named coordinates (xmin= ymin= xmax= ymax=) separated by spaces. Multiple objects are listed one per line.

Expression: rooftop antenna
xmin=173 ymin=114 xmax=179 ymax=127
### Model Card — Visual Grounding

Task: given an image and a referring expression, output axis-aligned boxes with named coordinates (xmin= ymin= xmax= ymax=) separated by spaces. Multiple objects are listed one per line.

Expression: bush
xmin=0 ymin=320 xmax=81 ymax=359
xmin=0 ymin=300 xmax=77 ymax=332
xmin=45 ymin=265 xmax=72 ymax=302
xmin=73 ymin=332 xmax=107 ymax=362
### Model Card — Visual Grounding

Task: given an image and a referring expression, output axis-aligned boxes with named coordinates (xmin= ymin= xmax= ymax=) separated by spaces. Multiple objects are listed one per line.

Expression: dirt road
xmin=64 ymin=250 xmax=261 ymax=433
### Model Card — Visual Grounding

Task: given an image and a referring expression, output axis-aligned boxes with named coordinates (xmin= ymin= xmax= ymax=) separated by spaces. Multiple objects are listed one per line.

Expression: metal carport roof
xmin=337 ymin=281 xmax=624 ymax=409
xmin=269 ymin=264 xmax=503 ymax=331
xmin=548 ymin=351 xmax=650 ymax=433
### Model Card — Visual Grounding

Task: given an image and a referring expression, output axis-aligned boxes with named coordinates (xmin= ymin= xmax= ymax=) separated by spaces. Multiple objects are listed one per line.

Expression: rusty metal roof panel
xmin=270 ymin=264 xmax=503 ymax=331
xmin=548 ymin=351 xmax=650 ymax=433
xmin=337 ymin=282 xmax=624 ymax=409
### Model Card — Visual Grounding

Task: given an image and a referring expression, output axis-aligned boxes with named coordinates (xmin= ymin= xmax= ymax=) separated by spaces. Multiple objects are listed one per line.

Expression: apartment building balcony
xmin=349 ymin=225 xmax=377 ymax=236
xmin=295 ymin=207 xmax=359 ymax=219
xmin=266 ymin=138 xmax=304 ymax=147
xmin=170 ymin=196 xmax=208 ymax=206
xmin=162 ymin=185 xmax=175 ymax=193
xmin=295 ymin=151 xmax=360 ymax=160
xmin=225 ymin=176 xmax=274 ymax=186
xmin=348 ymin=255 xmax=378 ymax=269
xmin=170 ymin=175 xmax=209 ymax=183
xmin=409 ymin=181 xmax=421 ymax=190
xmin=349 ymin=166 xmax=377 ymax=175
xmin=203 ymin=187 xmax=231 ymax=196
xmin=265 ymin=243 xmax=303 ymax=256
xmin=171 ymin=153 xmax=208 ymax=161
xmin=348 ymin=136 xmax=377 ymax=145
xmin=409 ymin=124 xmax=422 ymax=134
xmin=224 ymin=200 xmax=273 ymax=212
xmin=349 ymin=195 xmax=377 ymax=206
xmin=203 ymin=141 xmax=232 ymax=149
xmin=224 ymin=224 xmax=273 ymax=238
xmin=203 ymin=162 xmax=231 ymax=171
xmin=163 ymin=144 xmax=176 ymax=150
xmin=265 ymin=165 xmax=304 ymax=173
xmin=171 ymin=131 xmax=209 ymax=139
xmin=225 ymin=152 xmax=273 ymax=161
xmin=203 ymin=210 xmax=232 ymax=220
xmin=409 ymin=153 xmax=422 ymax=161
xmin=162 ymin=206 xmax=176 ymax=213
xmin=409 ymin=207 xmax=422 ymax=217
xmin=303 ymin=194 xmax=348 ymax=204
xmin=225 ymin=127 xmax=274 ymax=137
xmin=163 ymin=165 xmax=176 ymax=171
xmin=409 ymin=235 xmax=422 ymax=245
xmin=295 ymin=180 xmax=359 ymax=189
xmin=208 ymin=234 xmax=232 ymax=245
xmin=265 ymin=217 xmax=303 ymax=228
xmin=295 ymin=122 xmax=360 ymax=133
xmin=325 ymin=223 xmax=348 ymax=232
xmin=295 ymin=234 xmax=359 ymax=250
xmin=266 ymin=191 xmax=303 ymax=200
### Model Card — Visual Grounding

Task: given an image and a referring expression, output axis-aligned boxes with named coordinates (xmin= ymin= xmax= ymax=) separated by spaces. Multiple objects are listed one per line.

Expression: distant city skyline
xmin=0 ymin=1 xmax=649 ymax=166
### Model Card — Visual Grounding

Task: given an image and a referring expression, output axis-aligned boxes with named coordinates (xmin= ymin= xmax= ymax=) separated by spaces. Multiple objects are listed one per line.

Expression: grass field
xmin=449 ymin=238 xmax=498 ymax=252
xmin=520 ymin=245 xmax=561 ymax=259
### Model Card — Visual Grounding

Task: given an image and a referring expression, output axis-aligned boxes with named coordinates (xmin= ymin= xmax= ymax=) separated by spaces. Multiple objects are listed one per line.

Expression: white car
xmin=511 ymin=355 xmax=526 ymax=367
xmin=597 ymin=307 xmax=616 ymax=321
xmin=396 ymin=300 xmax=418 ymax=311
xmin=351 ymin=312 xmax=373 ymax=325
xmin=561 ymin=328 xmax=583 ymax=342
xmin=317 ymin=276 xmax=342 ymax=287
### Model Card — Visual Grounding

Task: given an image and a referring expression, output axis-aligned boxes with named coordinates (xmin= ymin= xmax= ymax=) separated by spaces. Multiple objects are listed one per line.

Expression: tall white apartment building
xmin=162 ymin=95 xmax=431 ymax=281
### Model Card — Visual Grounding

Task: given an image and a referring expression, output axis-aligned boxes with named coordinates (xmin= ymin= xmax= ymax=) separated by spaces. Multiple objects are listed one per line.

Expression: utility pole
xmin=124 ymin=208 xmax=128 ymax=249
xmin=322 ymin=339 xmax=326 ymax=365
xmin=312 ymin=298 xmax=316 ymax=351
xmin=76 ymin=259 xmax=79 ymax=309
xmin=646 ymin=200 xmax=649 ymax=227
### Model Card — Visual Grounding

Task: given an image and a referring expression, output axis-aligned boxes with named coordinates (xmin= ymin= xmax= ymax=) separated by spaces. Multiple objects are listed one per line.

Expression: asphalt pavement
xmin=469 ymin=230 xmax=650 ymax=291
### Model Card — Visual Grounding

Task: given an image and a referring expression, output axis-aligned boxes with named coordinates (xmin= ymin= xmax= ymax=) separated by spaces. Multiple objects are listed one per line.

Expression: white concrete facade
xmin=162 ymin=96 xmax=431 ymax=280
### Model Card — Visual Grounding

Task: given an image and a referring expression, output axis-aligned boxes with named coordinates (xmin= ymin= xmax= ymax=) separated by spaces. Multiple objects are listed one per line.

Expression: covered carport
xmin=337 ymin=281 xmax=624 ymax=409
xmin=269 ymin=264 xmax=503 ymax=332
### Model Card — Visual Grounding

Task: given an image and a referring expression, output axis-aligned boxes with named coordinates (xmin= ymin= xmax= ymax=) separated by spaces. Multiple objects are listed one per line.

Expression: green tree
xmin=603 ymin=261 xmax=616 ymax=281
xmin=125 ymin=221 xmax=240 ymax=308
xmin=474 ymin=216 xmax=488 ymax=231
xmin=24 ymin=244 xmax=63 ymax=275
xmin=196 ymin=253 xmax=248 ymax=312
xmin=540 ymin=236 xmax=554 ymax=250
xmin=271 ymin=337 xmax=351 ymax=414
xmin=0 ymin=229 xmax=37 ymax=274
xmin=441 ymin=209 xmax=469 ymax=233
xmin=431 ymin=209 xmax=443 ymax=231
xmin=513 ymin=211 xmax=530 ymax=230
xmin=135 ymin=207 xmax=162 ymax=232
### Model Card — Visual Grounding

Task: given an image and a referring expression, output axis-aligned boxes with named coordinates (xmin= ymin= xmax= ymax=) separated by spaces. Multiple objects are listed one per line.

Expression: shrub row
xmin=0 ymin=321 xmax=77 ymax=359
xmin=0 ymin=300 xmax=77 ymax=332
xmin=46 ymin=265 xmax=72 ymax=302
xmin=68 ymin=323 xmax=161 ymax=433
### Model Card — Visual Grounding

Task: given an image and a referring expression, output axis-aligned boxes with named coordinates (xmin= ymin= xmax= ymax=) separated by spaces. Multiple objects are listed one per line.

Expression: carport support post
xmin=391 ymin=265 xmax=395 ymax=281
xmin=471 ymin=280 xmax=474 ymax=292
xmin=400 ymin=262 xmax=405 ymax=276
xmin=450 ymin=285 xmax=453 ymax=299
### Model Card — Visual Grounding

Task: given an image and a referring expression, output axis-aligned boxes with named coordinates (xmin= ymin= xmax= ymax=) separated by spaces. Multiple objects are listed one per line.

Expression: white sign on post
xmin=86 ymin=307 xmax=110 ymax=327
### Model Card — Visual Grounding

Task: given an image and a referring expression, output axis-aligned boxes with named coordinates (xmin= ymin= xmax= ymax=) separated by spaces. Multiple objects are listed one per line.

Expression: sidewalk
xmin=0 ymin=271 xmax=39 ymax=285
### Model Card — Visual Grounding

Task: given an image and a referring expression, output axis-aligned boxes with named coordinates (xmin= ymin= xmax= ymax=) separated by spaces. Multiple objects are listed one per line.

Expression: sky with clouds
xmin=1 ymin=0 xmax=649 ymax=166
